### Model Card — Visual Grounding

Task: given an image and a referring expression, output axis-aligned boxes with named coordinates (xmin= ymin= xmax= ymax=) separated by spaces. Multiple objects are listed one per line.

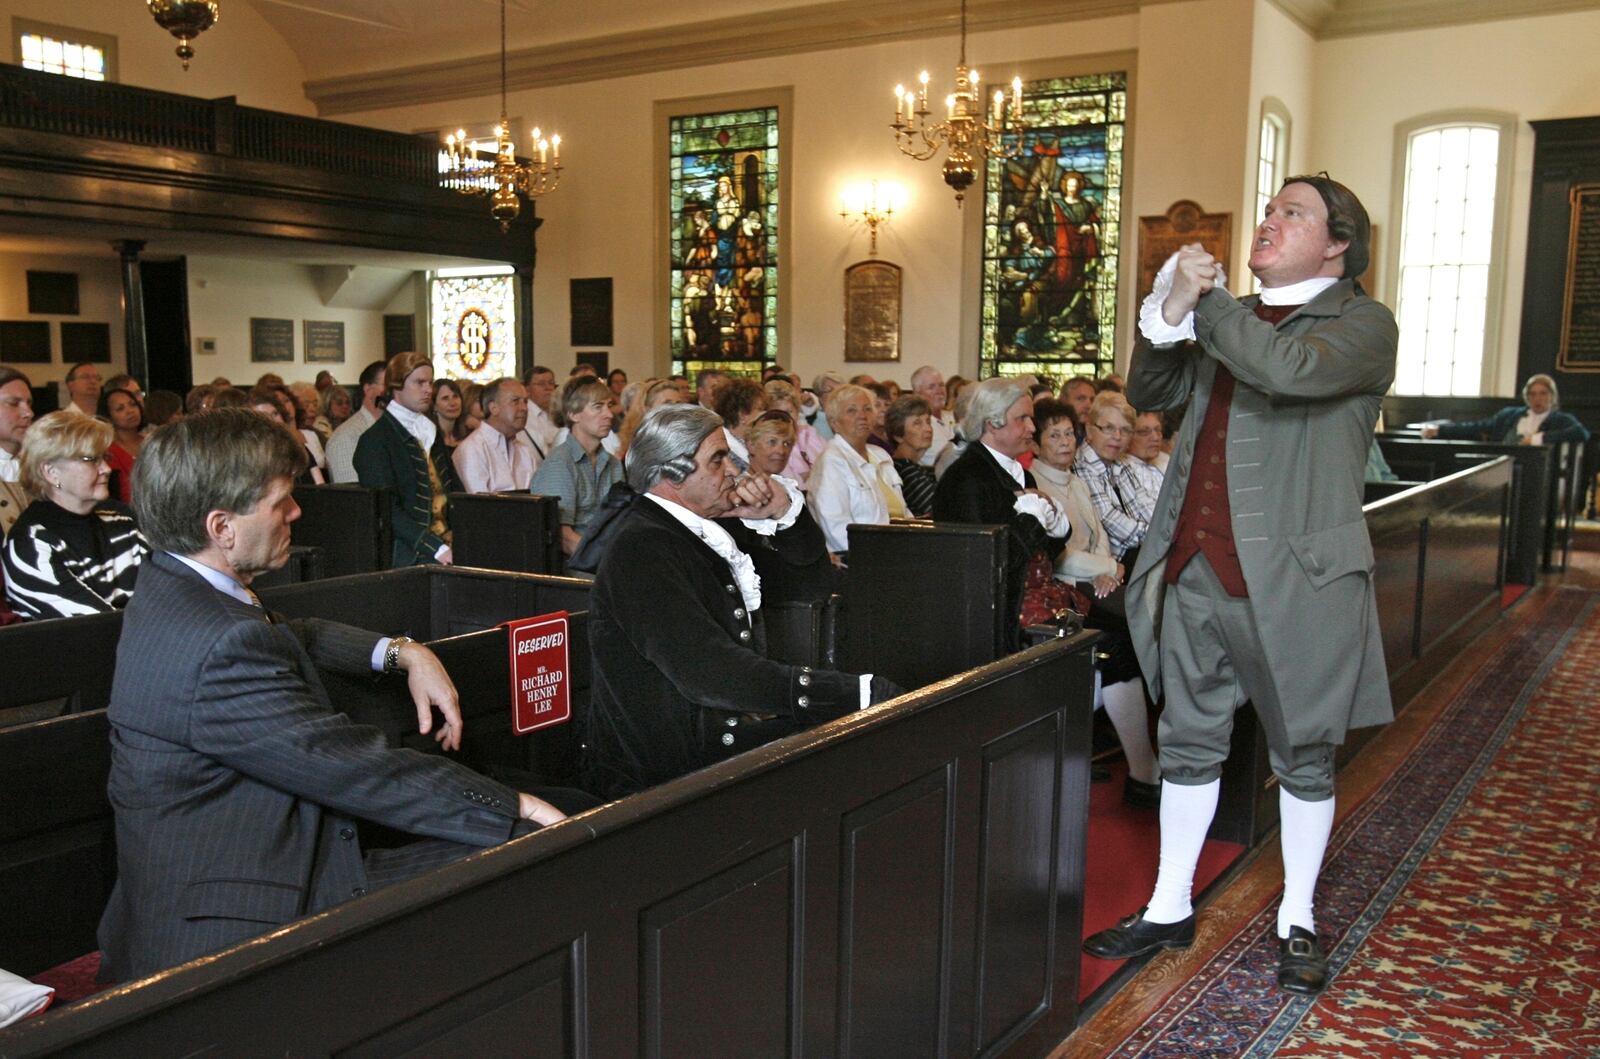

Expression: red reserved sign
xmin=502 ymin=611 xmax=571 ymax=734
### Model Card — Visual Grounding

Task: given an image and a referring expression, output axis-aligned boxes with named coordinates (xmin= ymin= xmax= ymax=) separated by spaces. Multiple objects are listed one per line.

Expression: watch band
xmin=384 ymin=636 xmax=414 ymax=673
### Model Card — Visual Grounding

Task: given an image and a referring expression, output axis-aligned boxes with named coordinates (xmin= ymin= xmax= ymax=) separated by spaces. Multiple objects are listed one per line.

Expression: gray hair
xmin=481 ymin=376 xmax=521 ymax=414
xmin=1522 ymin=373 xmax=1558 ymax=406
xmin=626 ymin=403 xmax=724 ymax=492
xmin=962 ymin=377 xmax=1030 ymax=441
xmin=134 ymin=408 xmax=306 ymax=555
xmin=910 ymin=365 xmax=941 ymax=390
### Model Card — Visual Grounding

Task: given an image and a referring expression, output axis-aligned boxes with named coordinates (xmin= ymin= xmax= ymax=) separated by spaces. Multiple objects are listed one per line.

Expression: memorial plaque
xmin=250 ymin=317 xmax=294 ymax=363
xmin=60 ymin=322 xmax=111 ymax=362
xmin=26 ymin=271 xmax=78 ymax=315
xmin=0 ymin=321 xmax=50 ymax=363
xmin=1558 ymin=183 xmax=1600 ymax=371
xmin=570 ymin=278 xmax=614 ymax=347
xmin=843 ymin=260 xmax=901 ymax=362
xmin=303 ymin=320 xmax=345 ymax=364
xmin=383 ymin=314 xmax=415 ymax=356
xmin=1138 ymin=200 xmax=1233 ymax=298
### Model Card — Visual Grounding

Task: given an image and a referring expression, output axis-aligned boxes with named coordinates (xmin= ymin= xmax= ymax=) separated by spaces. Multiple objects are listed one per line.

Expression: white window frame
xmin=13 ymin=18 xmax=118 ymax=82
xmin=1387 ymin=110 xmax=1517 ymax=396
xmin=1252 ymin=98 xmax=1292 ymax=293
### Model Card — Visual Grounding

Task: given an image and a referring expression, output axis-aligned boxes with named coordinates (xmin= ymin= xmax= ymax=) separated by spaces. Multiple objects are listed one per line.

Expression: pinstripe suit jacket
xmin=352 ymin=411 xmax=462 ymax=567
xmin=98 ymin=552 xmax=523 ymax=982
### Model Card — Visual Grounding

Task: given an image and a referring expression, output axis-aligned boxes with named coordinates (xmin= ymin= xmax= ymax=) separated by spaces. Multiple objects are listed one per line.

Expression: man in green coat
xmin=1085 ymin=176 xmax=1397 ymax=994
xmin=354 ymin=351 xmax=461 ymax=567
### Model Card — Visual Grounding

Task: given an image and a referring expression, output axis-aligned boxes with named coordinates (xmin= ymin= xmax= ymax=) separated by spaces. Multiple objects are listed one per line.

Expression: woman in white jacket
xmin=1030 ymin=396 xmax=1161 ymax=810
xmin=805 ymin=383 xmax=905 ymax=560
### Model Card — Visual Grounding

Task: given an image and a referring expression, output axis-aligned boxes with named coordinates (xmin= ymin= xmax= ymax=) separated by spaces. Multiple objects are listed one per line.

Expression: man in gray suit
xmin=1084 ymin=177 xmax=1396 ymax=994
xmin=98 ymin=409 xmax=566 ymax=983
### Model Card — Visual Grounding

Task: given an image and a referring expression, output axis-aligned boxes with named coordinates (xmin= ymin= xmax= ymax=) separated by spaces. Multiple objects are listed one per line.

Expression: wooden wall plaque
xmin=843 ymin=260 xmax=901 ymax=362
xmin=1138 ymin=200 xmax=1233 ymax=298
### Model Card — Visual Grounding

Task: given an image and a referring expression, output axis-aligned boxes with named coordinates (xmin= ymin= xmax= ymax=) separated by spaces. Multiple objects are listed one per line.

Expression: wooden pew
xmin=447 ymin=492 xmax=565 ymax=575
xmin=291 ymin=484 xmax=392 ymax=577
xmin=1 ymin=633 xmax=1099 ymax=1058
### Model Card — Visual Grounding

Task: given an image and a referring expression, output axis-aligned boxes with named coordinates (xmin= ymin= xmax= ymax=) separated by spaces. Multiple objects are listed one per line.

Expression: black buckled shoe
xmin=1277 ymin=926 xmax=1329 ymax=994
xmin=1122 ymin=776 xmax=1161 ymax=810
xmin=1084 ymin=907 xmax=1195 ymax=960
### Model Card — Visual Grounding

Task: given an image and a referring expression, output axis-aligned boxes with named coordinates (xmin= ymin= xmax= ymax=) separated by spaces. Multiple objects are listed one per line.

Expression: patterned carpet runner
xmin=1110 ymin=588 xmax=1600 ymax=1057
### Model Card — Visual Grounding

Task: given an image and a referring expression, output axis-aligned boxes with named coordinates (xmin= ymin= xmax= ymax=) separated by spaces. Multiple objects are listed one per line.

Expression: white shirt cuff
xmin=1138 ymin=289 xmax=1197 ymax=345
xmin=371 ymin=637 xmax=391 ymax=672
xmin=742 ymin=475 xmax=804 ymax=535
xmin=858 ymin=673 xmax=873 ymax=710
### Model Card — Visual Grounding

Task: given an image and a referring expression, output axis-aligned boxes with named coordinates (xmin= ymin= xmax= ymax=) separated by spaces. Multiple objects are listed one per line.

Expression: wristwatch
xmin=384 ymin=636 xmax=414 ymax=673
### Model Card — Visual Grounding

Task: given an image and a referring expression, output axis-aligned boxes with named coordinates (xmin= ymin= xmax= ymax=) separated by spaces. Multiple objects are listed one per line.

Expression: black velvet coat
xmin=352 ymin=412 xmax=462 ymax=567
xmin=583 ymin=496 xmax=859 ymax=799
xmin=931 ymin=442 xmax=1064 ymax=653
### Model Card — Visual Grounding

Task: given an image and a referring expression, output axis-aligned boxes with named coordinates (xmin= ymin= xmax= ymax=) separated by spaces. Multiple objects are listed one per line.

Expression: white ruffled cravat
xmin=646 ymin=495 xmax=762 ymax=613
xmin=386 ymin=401 xmax=438 ymax=451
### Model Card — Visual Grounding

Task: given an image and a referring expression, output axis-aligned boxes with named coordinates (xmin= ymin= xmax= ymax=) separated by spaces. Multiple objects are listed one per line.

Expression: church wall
xmin=186 ymin=258 xmax=417 ymax=388
xmin=0 ymin=250 xmax=125 ymax=398
xmin=0 ymin=0 xmax=314 ymax=115
xmin=1242 ymin=0 xmax=1316 ymax=283
xmin=341 ymin=16 xmax=1151 ymax=386
xmin=1312 ymin=8 xmax=1600 ymax=397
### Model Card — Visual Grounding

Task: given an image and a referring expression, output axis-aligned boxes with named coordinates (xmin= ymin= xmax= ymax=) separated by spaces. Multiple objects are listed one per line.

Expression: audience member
xmin=326 ymin=360 xmax=388 ymax=483
xmin=288 ymin=382 xmax=324 ymax=437
xmin=529 ymin=376 xmax=622 ymax=556
xmin=314 ymin=370 xmax=336 ymax=392
xmin=354 ymin=352 xmax=460 ymax=566
xmin=1076 ymin=392 xmax=1162 ymax=564
xmin=2 ymin=411 xmax=148 ymax=619
xmin=932 ymin=378 xmax=1071 ymax=652
xmin=522 ymin=365 xmax=560 ymax=459
xmin=583 ymin=404 xmax=896 ymax=799
xmin=0 ymin=367 xmax=35 ymax=538
xmin=805 ymin=370 xmax=844 ymax=440
xmin=569 ymin=363 xmax=598 ymax=378
xmin=102 ymin=373 xmax=144 ymax=404
xmin=143 ymin=389 xmax=183 ymax=429
xmin=208 ymin=386 xmax=250 ymax=410
xmin=1096 ymin=373 xmax=1126 ymax=393
xmin=745 ymin=409 xmax=797 ymax=477
xmin=807 ymin=383 xmax=905 ymax=558
xmin=317 ymin=383 xmax=353 ymax=436
xmin=431 ymin=378 xmax=469 ymax=450
xmin=1131 ymin=410 xmax=1170 ymax=472
xmin=865 ymin=382 xmax=894 ymax=452
xmin=615 ymin=378 xmax=685 ymax=459
xmin=97 ymin=408 xmax=570 ymax=983
xmin=453 ymin=377 xmax=536 ymax=493
xmin=886 ymin=395 xmax=938 ymax=518
xmin=462 ymin=382 xmax=486 ymax=435
xmin=945 ymin=374 xmax=970 ymax=416
xmin=1062 ymin=376 xmax=1096 ymax=423
xmin=257 ymin=372 xmax=286 ymax=388
xmin=284 ymin=386 xmax=330 ymax=481
xmin=711 ymin=378 xmax=768 ymax=471
xmin=910 ymin=366 xmax=958 ymax=470
xmin=763 ymin=380 xmax=825 ymax=483
xmin=98 ymin=387 xmax=145 ymax=504
xmin=184 ymin=384 xmax=215 ymax=417
xmin=1030 ymin=398 xmax=1160 ymax=807
xmin=607 ymin=368 xmax=628 ymax=397
xmin=64 ymin=362 xmax=103 ymax=418
xmin=1421 ymin=373 xmax=1590 ymax=446
xmin=696 ymin=369 xmax=729 ymax=409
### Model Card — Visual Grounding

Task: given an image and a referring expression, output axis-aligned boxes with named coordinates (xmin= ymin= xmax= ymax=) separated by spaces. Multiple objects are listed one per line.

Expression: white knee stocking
xmin=1277 ymin=787 xmax=1335 ymax=939
xmin=1144 ymin=778 xmax=1221 ymax=923
xmin=1103 ymin=678 xmax=1159 ymax=784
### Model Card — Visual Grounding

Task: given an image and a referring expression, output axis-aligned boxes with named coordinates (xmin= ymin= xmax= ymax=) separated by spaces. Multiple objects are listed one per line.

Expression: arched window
xmin=430 ymin=267 xmax=518 ymax=385
xmin=1254 ymin=99 xmax=1291 ymax=293
xmin=1391 ymin=113 xmax=1516 ymax=395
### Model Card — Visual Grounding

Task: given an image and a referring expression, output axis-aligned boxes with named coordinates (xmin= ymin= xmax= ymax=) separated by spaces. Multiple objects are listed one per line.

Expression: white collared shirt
xmin=524 ymin=404 xmax=559 ymax=457
xmin=805 ymin=435 xmax=905 ymax=554
xmin=454 ymin=421 xmax=536 ymax=493
xmin=0 ymin=449 xmax=18 ymax=484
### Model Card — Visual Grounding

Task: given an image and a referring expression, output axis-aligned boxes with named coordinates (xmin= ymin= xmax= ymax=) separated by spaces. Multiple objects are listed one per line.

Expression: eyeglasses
xmin=1091 ymin=422 xmax=1131 ymax=437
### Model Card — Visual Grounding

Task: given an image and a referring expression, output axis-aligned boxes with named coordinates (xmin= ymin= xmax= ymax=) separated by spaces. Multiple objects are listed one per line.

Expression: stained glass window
xmin=669 ymin=107 xmax=779 ymax=380
xmin=19 ymin=29 xmax=109 ymax=80
xmin=430 ymin=273 xmax=517 ymax=385
xmin=981 ymin=73 xmax=1126 ymax=384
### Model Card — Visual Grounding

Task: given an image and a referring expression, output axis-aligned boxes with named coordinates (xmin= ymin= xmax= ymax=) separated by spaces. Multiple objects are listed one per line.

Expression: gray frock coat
xmin=1124 ymin=278 xmax=1398 ymax=748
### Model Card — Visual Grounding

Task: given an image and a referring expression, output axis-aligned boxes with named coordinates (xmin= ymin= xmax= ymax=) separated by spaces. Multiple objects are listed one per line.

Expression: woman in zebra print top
xmin=2 ymin=410 xmax=148 ymax=620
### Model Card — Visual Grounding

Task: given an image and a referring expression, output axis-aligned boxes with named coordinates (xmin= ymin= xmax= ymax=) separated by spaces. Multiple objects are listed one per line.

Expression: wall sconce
xmin=839 ymin=180 xmax=905 ymax=257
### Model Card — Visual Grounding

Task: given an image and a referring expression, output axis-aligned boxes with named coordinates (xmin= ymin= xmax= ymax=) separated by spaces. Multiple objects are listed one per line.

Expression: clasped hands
xmin=1161 ymin=242 xmax=1224 ymax=326
xmin=393 ymin=639 xmax=567 ymax=827
xmin=724 ymin=470 xmax=793 ymax=520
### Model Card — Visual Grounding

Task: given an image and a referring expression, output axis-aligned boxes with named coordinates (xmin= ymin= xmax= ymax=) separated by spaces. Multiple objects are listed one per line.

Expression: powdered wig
xmin=626 ymin=403 xmax=724 ymax=492
xmin=384 ymin=351 xmax=432 ymax=393
xmin=18 ymin=410 xmax=112 ymax=500
xmin=962 ymin=377 xmax=1030 ymax=441
xmin=134 ymin=408 xmax=307 ymax=555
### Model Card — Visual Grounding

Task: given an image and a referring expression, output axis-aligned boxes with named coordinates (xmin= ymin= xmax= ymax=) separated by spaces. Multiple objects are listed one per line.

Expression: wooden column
xmin=112 ymin=239 xmax=148 ymax=388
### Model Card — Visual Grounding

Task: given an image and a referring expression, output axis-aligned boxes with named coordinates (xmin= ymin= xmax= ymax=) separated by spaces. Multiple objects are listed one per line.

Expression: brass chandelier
xmin=439 ymin=0 xmax=564 ymax=231
xmin=147 ymin=0 xmax=219 ymax=71
xmin=890 ymin=0 xmax=1023 ymax=206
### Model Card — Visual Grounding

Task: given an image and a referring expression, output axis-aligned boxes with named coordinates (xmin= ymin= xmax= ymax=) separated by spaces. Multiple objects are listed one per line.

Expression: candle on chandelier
xmin=551 ymin=134 xmax=561 ymax=165
xmin=1012 ymin=76 xmax=1023 ymax=119
xmin=918 ymin=70 xmax=930 ymax=108
xmin=992 ymin=89 xmax=1005 ymax=122
xmin=894 ymin=84 xmax=905 ymax=123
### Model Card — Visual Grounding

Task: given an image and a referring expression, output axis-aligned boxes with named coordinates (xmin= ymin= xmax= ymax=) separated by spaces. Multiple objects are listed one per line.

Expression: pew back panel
xmin=0 ymin=612 xmax=122 ymax=719
xmin=290 ymin=484 xmax=392 ymax=578
xmin=1 ymin=635 xmax=1097 ymax=1058
xmin=448 ymin=492 xmax=564 ymax=576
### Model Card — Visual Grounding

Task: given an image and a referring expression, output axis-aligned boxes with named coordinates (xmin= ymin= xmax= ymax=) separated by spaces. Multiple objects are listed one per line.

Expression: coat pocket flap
xmin=1287 ymin=519 xmax=1374 ymax=589
xmin=181 ymin=878 xmax=304 ymax=924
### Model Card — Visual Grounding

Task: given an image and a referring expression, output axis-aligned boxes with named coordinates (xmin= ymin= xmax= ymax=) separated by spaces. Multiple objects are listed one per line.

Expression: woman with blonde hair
xmin=614 ymin=378 xmax=683 ymax=461
xmin=763 ymin=379 xmax=825 ymax=483
xmin=2 ymin=411 xmax=149 ymax=619
xmin=806 ymin=383 xmax=906 ymax=560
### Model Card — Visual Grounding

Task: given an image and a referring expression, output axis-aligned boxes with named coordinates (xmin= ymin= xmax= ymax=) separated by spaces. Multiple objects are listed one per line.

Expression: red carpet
xmin=1502 ymin=582 xmax=1530 ymax=608
xmin=1079 ymin=761 xmax=1245 ymax=999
